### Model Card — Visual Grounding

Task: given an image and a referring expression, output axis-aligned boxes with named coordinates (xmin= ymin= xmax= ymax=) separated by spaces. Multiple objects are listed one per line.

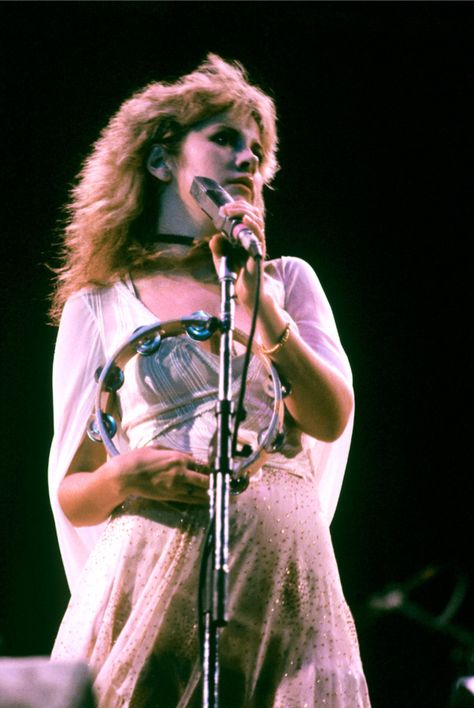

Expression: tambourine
xmin=87 ymin=311 xmax=286 ymax=493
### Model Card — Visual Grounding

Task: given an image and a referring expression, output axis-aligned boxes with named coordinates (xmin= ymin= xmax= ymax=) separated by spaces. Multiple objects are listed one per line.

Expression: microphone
xmin=190 ymin=176 xmax=263 ymax=259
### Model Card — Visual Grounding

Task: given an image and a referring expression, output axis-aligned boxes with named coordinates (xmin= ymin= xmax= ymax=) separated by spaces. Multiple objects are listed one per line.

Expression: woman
xmin=49 ymin=55 xmax=371 ymax=707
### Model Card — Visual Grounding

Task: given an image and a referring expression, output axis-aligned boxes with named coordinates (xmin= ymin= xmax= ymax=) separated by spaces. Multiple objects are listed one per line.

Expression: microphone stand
xmin=202 ymin=254 xmax=237 ymax=708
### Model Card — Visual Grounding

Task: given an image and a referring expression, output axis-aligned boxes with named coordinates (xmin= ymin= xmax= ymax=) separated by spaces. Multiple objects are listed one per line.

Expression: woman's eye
xmin=210 ymin=130 xmax=264 ymax=162
xmin=211 ymin=131 xmax=233 ymax=146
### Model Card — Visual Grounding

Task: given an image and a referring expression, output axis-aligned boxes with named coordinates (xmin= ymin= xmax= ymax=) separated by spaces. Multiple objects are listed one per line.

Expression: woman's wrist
xmin=58 ymin=462 xmax=127 ymax=527
xmin=256 ymin=293 xmax=291 ymax=351
xmin=261 ymin=321 xmax=292 ymax=356
xmin=104 ymin=455 xmax=132 ymax=504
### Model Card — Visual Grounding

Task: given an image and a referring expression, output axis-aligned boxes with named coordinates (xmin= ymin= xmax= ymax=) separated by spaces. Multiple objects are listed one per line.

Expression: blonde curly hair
xmin=50 ymin=54 xmax=279 ymax=322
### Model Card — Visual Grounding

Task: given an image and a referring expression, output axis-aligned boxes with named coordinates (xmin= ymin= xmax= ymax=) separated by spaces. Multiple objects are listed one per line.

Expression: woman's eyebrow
xmin=208 ymin=123 xmax=237 ymax=132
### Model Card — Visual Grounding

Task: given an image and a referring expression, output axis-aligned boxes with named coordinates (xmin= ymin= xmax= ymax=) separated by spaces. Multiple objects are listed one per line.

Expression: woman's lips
xmin=225 ymin=178 xmax=254 ymax=196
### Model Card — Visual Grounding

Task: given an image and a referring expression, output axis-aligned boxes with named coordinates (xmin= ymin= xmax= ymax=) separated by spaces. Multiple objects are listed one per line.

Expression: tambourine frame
xmin=89 ymin=312 xmax=285 ymax=482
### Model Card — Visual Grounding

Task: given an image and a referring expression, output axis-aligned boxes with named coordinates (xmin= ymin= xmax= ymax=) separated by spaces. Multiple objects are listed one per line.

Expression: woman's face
xmin=162 ymin=109 xmax=265 ymax=236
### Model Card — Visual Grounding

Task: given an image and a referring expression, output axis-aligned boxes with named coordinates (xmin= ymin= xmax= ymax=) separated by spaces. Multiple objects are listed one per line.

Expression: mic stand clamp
xmin=202 ymin=254 xmax=237 ymax=708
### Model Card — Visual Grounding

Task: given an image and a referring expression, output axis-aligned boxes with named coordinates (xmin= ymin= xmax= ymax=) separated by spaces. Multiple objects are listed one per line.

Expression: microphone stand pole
xmin=202 ymin=254 xmax=237 ymax=708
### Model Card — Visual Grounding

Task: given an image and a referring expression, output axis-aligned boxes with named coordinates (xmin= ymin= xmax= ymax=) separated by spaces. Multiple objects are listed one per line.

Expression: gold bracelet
xmin=261 ymin=322 xmax=292 ymax=356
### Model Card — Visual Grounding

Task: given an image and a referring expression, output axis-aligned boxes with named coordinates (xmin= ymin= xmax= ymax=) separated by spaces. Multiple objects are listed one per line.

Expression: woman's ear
xmin=146 ymin=144 xmax=172 ymax=182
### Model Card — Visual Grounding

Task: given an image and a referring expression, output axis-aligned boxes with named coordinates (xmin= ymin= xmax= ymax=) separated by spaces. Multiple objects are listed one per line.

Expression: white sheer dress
xmin=49 ymin=256 xmax=371 ymax=707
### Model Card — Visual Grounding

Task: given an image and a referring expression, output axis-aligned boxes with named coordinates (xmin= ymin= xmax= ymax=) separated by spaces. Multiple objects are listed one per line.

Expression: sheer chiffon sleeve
xmin=48 ymin=292 xmax=108 ymax=592
xmin=273 ymin=256 xmax=354 ymax=524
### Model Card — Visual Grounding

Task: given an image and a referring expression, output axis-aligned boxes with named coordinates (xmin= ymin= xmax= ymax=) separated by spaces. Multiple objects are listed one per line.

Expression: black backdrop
xmin=0 ymin=3 xmax=472 ymax=706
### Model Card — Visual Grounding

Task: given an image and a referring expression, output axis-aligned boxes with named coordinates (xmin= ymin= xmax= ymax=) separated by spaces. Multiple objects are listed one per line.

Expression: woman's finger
xmin=183 ymin=468 xmax=211 ymax=489
xmin=220 ymin=202 xmax=264 ymax=226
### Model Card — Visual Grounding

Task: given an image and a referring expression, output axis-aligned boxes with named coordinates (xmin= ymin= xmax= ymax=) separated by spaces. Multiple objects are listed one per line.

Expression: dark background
xmin=0 ymin=2 xmax=472 ymax=706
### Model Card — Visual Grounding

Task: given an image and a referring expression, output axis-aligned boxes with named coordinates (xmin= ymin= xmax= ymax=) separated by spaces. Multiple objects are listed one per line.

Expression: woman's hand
xmin=111 ymin=446 xmax=210 ymax=505
xmin=208 ymin=200 xmax=266 ymax=311
xmin=58 ymin=439 xmax=210 ymax=526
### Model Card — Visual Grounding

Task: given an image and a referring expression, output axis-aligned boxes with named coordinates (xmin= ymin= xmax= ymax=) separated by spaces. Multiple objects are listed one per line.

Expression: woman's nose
xmin=235 ymin=147 xmax=258 ymax=173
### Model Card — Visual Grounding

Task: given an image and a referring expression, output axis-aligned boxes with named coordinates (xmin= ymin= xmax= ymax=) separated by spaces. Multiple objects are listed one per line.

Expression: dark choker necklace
xmin=157 ymin=234 xmax=195 ymax=246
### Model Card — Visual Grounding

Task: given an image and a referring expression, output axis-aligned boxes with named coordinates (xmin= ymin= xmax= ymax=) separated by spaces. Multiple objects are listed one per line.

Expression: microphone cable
xmin=231 ymin=252 xmax=262 ymax=460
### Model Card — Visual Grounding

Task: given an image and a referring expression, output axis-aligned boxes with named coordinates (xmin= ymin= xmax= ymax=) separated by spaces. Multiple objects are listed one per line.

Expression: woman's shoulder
xmin=265 ymin=255 xmax=319 ymax=286
xmin=59 ymin=279 xmax=139 ymax=355
xmin=65 ymin=279 xmax=126 ymax=307
xmin=60 ymin=280 xmax=129 ymax=330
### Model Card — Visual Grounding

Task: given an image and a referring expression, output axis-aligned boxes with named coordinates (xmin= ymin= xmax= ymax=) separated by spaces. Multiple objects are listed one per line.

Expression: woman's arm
xmin=51 ymin=292 xmax=209 ymax=530
xmin=254 ymin=288 xmax=353 ymax=441
xmin=211 ymin=204 xmax=354 ymax=443
xmin=58 ymin=436 xmax=210 ymax=527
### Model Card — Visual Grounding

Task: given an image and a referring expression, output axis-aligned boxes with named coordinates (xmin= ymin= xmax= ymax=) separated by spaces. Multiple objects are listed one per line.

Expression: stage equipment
xmin=189 ymin=178 xmax=268 ymax=706
xmin=369 ymin=564 xmax=474 ymax=650
xmin=0 ymin=657 xmax=95 ymax=707
xmin=369 ymin=564 xmax=474 ymax=707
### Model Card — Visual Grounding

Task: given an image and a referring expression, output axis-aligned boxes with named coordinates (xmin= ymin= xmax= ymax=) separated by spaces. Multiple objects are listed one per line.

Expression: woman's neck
xmin=137 ymin=237 xmax=217 ymax=283
xmin=157 ymin=187 xmax=212 ymax=241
